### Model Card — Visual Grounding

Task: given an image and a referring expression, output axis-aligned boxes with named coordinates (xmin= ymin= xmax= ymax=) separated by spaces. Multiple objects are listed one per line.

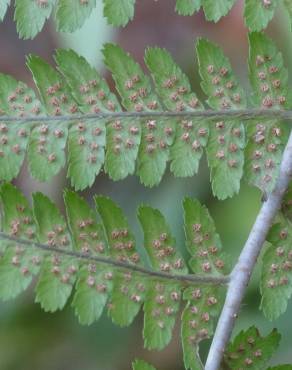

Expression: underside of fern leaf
xmin=255 ymin=177 xmax=292 ymax=323
xmin=2 ymin=0 xmax=292 ymax=368
xmin=260 ymin=217 xmax=292 ymax=320
xmin=0 ymin=33 xmax=290 ymax=199
xmin=223 ymin=326 xmax=281 ymax=369
xmin=132 ymin=326 xmax=289 ymax=370
xmin=196 ymin=38 xmax=246 ymax=200
xmin=0 ymin=183 xmax=228 ymax=368
xmin=244 ymin=33 xmax=289 ymax=194
xmin=2 ymin=0 xmax=290 ymax=39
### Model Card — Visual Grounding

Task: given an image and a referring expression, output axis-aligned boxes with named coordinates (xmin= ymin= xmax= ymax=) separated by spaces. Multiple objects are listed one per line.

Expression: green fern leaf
xmin=244 ymin=0 xmax=279 ymax=32
xmin=181 ymin=198 xmax=226 ymax=370
xmin=183 ymin=197 xmax=227 ymax=275
xmin=245 ymin=121 xmax=288 ymax=193
xmin=181 ymin=286 xmax=223 ymax=370
xmin=64 ymin=190 xmax=112 ymax=325
xmin=138 ymin=205 xmax=188 ymax=274
xmin=56 ymin=50 xmax=140 ymax=183
xmin=0 ymin=0 xmax=289 ymax=39
xmin=14 ymin=0 xmax=55 ymax=40
xmin=202 ymin=0 xmax=236 ymax=22
xmin=55 ymin=48 xmax=139 ymax=183
xmin=0 ymin=38 xmax=290 ymax=196
xmin=248 ymin=33 xmax=289 ymax=110
xmin=95 ymin=196 xmax=145 ymax=326
xmin=26 ymin=55 xmax=76 ymax=116
xmin=205 ymin=119 xmax=245 ymax=200
xmin=108 ymin=271 xmax=147 ymax=327
xmin=56 ymin=49 xmax=112 ymax=189
xmin=56 ymin=0 xmax=96 ymax=33
xmin=104 ymin=116 xmax=141 ymax=181
xmin=0 ymin=0 xmax=9 ymax=20
xmin=268 ymin=366 xmax=292 ymax=370
xmin=0 ymin=184 xmax=42 ymax=299
xmin=0 ymin=74 xmax=44 ymax=181
xmin=28 ymin=54 xmax=86 ymax=187
xmin=175 ymin=0 xmax=236 ymax=21
xmin=28 ymin=52 xmax=105 ymax=190
xmin=33 ymin=192 xmax=77 ymax=312
xmin=175 ymin=0 xmax=201 ymax=15
xmin=138 ymin=205 xmax=187 ymax=349
xmin=103 ymin=43 xmax=175 ymax=187
xmin=260 ymin=219 xmax=292 ymax=320
xmin=26 ymin=55 xmax=72 ymax=181
xmin=143 ymin=281 xmax=181 ymax=350
xmin=27 ymin=121 xmax=68 ymax=182
xmin=0 ymin=186 xmax=231 ymax=367
xmin=145 ymin=47 xmax=207 ymax=178
xmin=224 ymin=326 xmax=281 ymax=369
xmin=103 ymin=0 xmax=135 ymax=27
xmin=88 ymin=47 xmax=141 ymax=180
xmin=182 ymin=197 xmax=227 ymax=369
xmin=245 ymin=33 xmax=289 ymax=193
xmin=132 ymin=359 xmax=157 ymax=370
xmin=196 ymin=38 xmax=246 ymax=200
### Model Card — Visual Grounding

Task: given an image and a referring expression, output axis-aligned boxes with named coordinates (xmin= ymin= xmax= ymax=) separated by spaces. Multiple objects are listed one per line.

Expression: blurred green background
xmin=0 ymin=0 xmax=292 ymax=369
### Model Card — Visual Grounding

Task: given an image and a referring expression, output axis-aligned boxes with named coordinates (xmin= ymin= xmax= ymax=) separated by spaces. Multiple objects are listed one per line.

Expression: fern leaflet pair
xmin=0 ymin=183 xmax=228 ymax=369
xmin=1 ymin=182 xmax=292 ymax=368
xmin=0 ymin=32 xmax=289 ymax=200
xmin=2 ymin=0 xmax=292 ymax=39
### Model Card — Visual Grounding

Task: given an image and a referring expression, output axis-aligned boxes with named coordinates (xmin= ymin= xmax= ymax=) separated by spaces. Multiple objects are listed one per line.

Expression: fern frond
xmin=14 ymin=0 xmax=55 ymax=39
xmin=0 ymin=73 xmax=45 ymax=181
xmin=145 ymin=47 xmax=206 ymax=178
xmin=223 ymin=326 xmax=281 ymax=369
xmin=196 ymin=38 xmax=246 ymax=199
xmin=260 ymin=216 xmax=292 ymax=320
xmin=182 ymin=197 xmax=227 ymax=368
xmin=55 ymin=0 xmax=96 ymax=33
xmin=33 ymin=191 xmax=76 ymax=312
xmin=55 ymin=48 xmax=110 ymax=182
xmin=64 ymin=190 xmax=111 ymax=324
xmin=244 ymin=33 xmax=289 ymax=194
xmin=2 ymin=0 xmax=288 ymax=39
xmin=0 ymin=34 xmax=290 ymax=199
xmin=182 ymin=285 xmax=224 ymax=370
xmin=96 ymin=195 xmax=145 ymax=326
xmin=133 ymin=326 xmax=289 ymax=370
xmin=0 ymin=183 xmax=41 ymax=299
xmin=103 ymin=43 xmax=176 ymax=187
xmin=138 ymin=205 xmax=187 ymax=349
xmin=244 ymin=0 xmax=279 ymax=32
xmin=257 ymin=175 xmax=292 ymax=321
xmin=0 ymin=183 xmax=229 ymax=366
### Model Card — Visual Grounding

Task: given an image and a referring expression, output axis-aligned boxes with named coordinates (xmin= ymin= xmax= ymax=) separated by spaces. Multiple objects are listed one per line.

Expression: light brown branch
xmin=205 ymin=129 xmax=292 ymax=370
